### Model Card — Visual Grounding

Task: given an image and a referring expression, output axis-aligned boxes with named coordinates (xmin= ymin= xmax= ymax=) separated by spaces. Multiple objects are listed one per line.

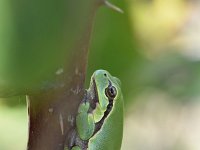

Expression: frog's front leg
xmin=76 ymin=102 xmax=95 ymax=141
xmin=67 ymin=91 xmax=95 ymax=150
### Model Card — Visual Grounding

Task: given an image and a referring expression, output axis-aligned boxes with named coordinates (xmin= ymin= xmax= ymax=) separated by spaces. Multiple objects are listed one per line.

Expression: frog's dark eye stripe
xmin=105 ymin=85 xmax=117 ymax=99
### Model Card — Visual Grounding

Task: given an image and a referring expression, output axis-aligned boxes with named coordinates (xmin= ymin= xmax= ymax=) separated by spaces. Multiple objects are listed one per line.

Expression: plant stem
xmin=27 ymin=2 xmax=100 ymax=150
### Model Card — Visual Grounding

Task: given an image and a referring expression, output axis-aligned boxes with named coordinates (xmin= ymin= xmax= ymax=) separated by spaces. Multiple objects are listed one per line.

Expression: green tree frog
xmin=67 ymin=70 xmax=124 ymax=150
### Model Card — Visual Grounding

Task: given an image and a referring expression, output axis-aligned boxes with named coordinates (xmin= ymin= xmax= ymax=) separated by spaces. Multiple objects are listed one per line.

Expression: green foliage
xmin=0 ymin=0 xmax=96 ymax=97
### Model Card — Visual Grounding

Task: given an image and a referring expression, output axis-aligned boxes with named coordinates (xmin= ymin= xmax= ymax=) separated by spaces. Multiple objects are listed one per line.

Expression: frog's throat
xmin=92 ymin=80 xmax=114 ymax=135
xmin=91 ymin=78 xmax=106 ymax=122
xmin=86 ymin=78 xmax=99 ymax=113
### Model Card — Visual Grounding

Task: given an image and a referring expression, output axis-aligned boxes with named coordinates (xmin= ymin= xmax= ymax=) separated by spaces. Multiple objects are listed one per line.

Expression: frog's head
xmin=90 ymin=70 xmax=121 ymax=122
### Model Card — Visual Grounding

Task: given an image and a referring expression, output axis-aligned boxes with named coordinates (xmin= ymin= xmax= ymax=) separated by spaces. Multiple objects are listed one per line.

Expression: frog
xmin=66 ymin=70 xmax=124 ymax=150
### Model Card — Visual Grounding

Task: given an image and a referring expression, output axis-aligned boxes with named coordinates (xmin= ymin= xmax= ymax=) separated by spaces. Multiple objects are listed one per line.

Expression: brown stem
xmin=27 ymin=2 xmax=100 ymax=150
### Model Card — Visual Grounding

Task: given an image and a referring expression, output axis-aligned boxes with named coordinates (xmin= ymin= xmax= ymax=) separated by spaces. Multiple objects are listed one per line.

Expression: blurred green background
xmin=1 ymin=0 xmax=200 ymax=149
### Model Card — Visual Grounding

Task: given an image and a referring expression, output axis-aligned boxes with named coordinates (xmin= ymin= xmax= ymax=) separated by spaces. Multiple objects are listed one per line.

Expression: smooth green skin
xmin=76 ymin=102 xmax=95 ymax=140
xmin=75 ymin=70 xmax=124 ymax=150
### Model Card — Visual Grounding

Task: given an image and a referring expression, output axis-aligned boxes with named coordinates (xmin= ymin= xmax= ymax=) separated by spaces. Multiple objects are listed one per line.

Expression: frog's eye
xmin=105 ymin=86 xmax=117 ymax=99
